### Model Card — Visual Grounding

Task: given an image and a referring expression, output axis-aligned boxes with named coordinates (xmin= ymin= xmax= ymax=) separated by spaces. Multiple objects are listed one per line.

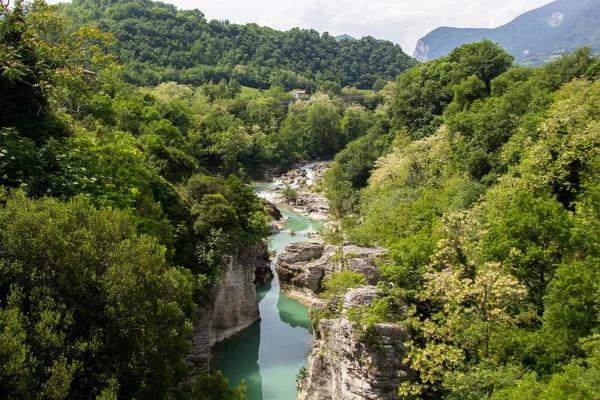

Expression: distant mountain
xmin=414 ymin=0 xmax=600 ymax=65
xmin=335 ymin=34 xmax=355 ymax=41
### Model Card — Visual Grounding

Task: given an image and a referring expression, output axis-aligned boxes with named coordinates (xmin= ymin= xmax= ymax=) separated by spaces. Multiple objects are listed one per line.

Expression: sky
xmin=50 ymin=0 xmax=554 ymax=54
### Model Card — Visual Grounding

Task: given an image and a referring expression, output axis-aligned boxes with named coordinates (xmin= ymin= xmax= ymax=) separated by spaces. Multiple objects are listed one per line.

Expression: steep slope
xmin=414 ymin=0 xmax=600 ymax=64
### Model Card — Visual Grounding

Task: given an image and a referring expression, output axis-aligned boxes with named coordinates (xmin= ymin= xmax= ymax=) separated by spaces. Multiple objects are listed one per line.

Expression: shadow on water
xmin=277 ymin=291 xmax=312 ymax=331
xmin=257 ymin=278 xmax=273 ymax=303
xmin=210 ymin=321 xmax=263 ymax=399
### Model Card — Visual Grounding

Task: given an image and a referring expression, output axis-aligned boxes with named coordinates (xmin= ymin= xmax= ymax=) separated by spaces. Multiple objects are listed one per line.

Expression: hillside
xmin=324 ymin=42 xmax=600 ymax=398
xmin=57 ymin=0 xmax=415 ymax=89
xmin=414 ymin=0 xmax=600 ymax=65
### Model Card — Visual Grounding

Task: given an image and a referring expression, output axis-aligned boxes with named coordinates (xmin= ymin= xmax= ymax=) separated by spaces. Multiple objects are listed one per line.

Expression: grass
xmin=241 ymin=86 xmax=261 ymax=97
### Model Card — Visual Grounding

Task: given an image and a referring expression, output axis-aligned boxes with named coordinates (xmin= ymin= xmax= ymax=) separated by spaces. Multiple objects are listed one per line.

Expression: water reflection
xmin=210 ymin=183 xmax=325 ymax=400
xmin=210 ymin=320 xmax=263 ymax=399
xmin=277 ymin=291 xmax=312 ymax=330
xmin=257 ymin=278 xmax=272 ymax=303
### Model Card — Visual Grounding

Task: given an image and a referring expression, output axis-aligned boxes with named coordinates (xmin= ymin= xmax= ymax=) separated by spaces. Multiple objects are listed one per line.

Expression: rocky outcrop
xmin=184 ymin=242 xmax=272 ymax=377
xmin=298 ymin=286 xmax=415 ymax=400
xmin=413 ymin=0 xmax=600 ymax=65
xmin=250 ymin=241 xmax=274 ymax=286
xmin=277 ymin=161 xmax=331 ymax=187
xmin=263 ymin=198 xmax=283 ymax=220
xmin=258 ymin=162 xmax=331 ymax=220
xmin=287 ymin=191 xmax=329 ymax=220
xmin=211 ymin=243 xmax=272 ymax=342
xmin=276 ymin=242 xmax=387 ymax=304
xmin=262 ymin=198 xmax=285 ymax=234
xmin=413 ymin=39 xmax=429 ymax=62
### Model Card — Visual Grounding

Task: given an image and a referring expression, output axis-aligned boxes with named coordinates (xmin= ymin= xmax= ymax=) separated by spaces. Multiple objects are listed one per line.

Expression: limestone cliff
xmin=413 ymin=39 xmax=429 ymax=63
xmin=298 ymin=286 xmax=414 ymax=400
xmin=276 ymin=242 xmax=386 ymax=304
xmin=185 ymin=242 xmax=271 ymax=376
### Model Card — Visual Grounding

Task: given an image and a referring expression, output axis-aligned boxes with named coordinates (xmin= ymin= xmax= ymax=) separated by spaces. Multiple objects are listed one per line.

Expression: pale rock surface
xmin=184 ymin=242 xmax=271 ymax=378
xmin=276 ymin=242 xmax=386 ymax=304
xmin=261 ymin=162 xmax=331 ymax=220
xmin=298 ymin=286 xmax=415 ymax=400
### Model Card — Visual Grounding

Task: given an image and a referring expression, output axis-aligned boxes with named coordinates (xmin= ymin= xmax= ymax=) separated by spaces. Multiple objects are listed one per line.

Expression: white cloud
xmin=51 ymin=0 xmax=554 ymax=54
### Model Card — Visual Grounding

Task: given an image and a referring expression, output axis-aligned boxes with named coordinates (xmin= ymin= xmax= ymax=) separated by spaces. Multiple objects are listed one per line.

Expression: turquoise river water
xmin=210 ymin=185 xmax=324 ymax=400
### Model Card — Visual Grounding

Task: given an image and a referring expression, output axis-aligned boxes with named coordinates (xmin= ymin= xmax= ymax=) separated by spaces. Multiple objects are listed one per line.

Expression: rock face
xmin=184 ymin=242 xmax=272 ymax=377
xmin=298 ymin=286 xmax=415 ymax=400
xmin=263 ymin=198 xmax=283 ymax=220
xmin=287 ymin=191 xmax=329 ymax=220
xmin=413 ymin=39 xmax=429 ymax=62
xmin=210 ymin=245 xmax=264 ymax=343
xmin=413 ymin=0 xmax=600 ymax=65
xmin=276 ymin=242 xmax=386 ymax=304
xmin=277 ymin=161 xmax=331 ymax=187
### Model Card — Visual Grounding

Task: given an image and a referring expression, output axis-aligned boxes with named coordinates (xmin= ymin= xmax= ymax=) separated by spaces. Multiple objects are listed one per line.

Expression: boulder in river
xmin=263 ymin=198 xmax=282 ymax=220
xmin=276 ymin=242 xmax=387 ymax=304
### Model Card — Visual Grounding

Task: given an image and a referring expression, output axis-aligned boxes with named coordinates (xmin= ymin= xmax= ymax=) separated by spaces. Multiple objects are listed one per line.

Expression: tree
xmin=172 ymin=372 xmax=246 ymax=400
xmin=340 ymin=104 xmax=372 ymax=141
xmin=0 ymin=0 xmax=115 ymax=138
xmin=372 ymin=78 xmax=386 ymax=92
xmin=317 ymin=80 xmax=342 ymax=97
xmin=0 ymin=191 xmax=195 ymax=399
xmin=282 ymin=185 xmax=298 ymax=202
xmin=400 ymin=230 xmax=528 ymax=397
xmin=481 ymin=187 xmax=572 ymax=312
xmin=447 ymin=40 xmax=513 ymax=90
xmin=305 ymin=96 xmax=343 ymax=157
xmin=193 ymin=193 xmax=238 ymax=237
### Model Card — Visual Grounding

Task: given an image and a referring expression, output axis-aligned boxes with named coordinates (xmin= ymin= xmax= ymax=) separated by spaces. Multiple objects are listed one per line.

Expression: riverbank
xmin=210 ymin=162 xmax=329 ymax=400
xmin=258 ymin=162 xmax=331 ymax=221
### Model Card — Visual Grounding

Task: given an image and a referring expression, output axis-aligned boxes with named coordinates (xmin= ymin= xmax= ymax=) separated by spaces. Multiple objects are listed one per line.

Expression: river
xmin=210 ymin=183 xmax=325 ymax=400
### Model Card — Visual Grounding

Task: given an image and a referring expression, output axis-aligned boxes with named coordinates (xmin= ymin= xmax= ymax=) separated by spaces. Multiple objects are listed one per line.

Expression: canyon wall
xmin=184 ymin=242 xmax=271 ymax=377
xmin=298 ymin=286 xmax=414 ymax=400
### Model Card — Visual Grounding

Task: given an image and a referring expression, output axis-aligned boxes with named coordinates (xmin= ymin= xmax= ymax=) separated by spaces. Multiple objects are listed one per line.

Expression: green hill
xmin=57 ymin=0 xmax=415 ymax=89
xmin=414 ymin=0 xmax=600 ymax=65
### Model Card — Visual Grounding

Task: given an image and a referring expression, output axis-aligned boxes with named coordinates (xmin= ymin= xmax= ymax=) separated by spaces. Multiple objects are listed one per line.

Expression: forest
xmin=320 ymin=41 xmax=600 ymax=398
xmin=55 ymin=0 xmax=416 ymax=89
xmin=1 ymin=0 xmax=600 ymax=398
xmin=0 ymin=0 xmax=392 ymax=398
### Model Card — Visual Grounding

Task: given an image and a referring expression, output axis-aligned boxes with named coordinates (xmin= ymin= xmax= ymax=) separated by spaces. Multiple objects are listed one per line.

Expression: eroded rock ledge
xmin=276 ymin=242 xmax=386 ymax=304
xmin=298 ymin=286 xmax=415 ymax=400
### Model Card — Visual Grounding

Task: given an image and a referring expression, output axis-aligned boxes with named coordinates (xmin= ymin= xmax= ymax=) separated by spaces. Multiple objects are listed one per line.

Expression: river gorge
xmin=210 ymin=168 xmax=326 ymax=400
xmin=204 ymin=163 xmax=411 ymax=400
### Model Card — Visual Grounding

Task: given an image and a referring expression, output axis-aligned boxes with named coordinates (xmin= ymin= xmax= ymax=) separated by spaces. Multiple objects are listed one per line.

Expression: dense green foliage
xmin=0 ymin=190 xmax=195 ymax=399
xmin=4 ymin=0 xmax=600 ymax=398
xmin=0 ymin=1 xmax=273 ymax=397
xmin=322 ymin=40 xmax=600 ymax=398
xmin=56 ymin=0 xmax=415 ymax=89
xmin=0 ymin=1 xmax=396 ymax=397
